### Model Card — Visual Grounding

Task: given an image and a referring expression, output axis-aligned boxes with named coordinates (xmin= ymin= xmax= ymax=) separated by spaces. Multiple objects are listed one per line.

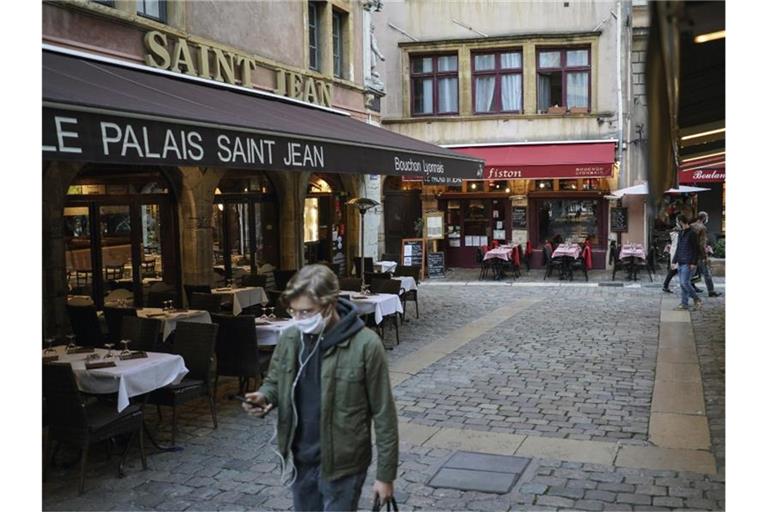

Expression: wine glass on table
xmin=120 ymin=338 xmax=131 ymax=355
xmin=65 ymin=333 xmax=76 ymax=351
xmin=44 ymin=337 xmax=55 ymax=354
xmin=267 ymin=306 xmax=276 ymax=319
xmin=103 ymin=341 xmax=115 ymax=358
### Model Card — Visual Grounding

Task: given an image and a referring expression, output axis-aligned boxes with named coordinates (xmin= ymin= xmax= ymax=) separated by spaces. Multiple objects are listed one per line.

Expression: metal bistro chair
xmin=394 ymin=265 xmax=420 ymax=320
xmin=542 ymin=244 xmax=563 ymax=280
xmin=189 ymin=292 xmax=224 ymax=313
xmin=211 ymin=314 xmax=270 ymax=397
xmin=184 ymin=284 xmax=212 ymax=305
xmin=365 ymin=271 xmax=392 ymax=283
xmin=120 ymin=316 xmax=162 ymax=353
xmin=149 ymin=322 xmax=219 ymax=447
xmin=369 ymin=278 xmax=402 ymax=346
xmin=102 ymin=306 xmax=138 ymax=344
xmin=43 ymin=363 xmax=146 ymax=495
xmin=353 ymin=257 xmax=374 ymax=278
xmin=475 ymin=248 xmax=491 ymax=280
xmin=65 ymin=304 xmax=105 ymax=348
xmin=339 ymin=277 xmax=363 ymax=293
xmin=610 ymin=242 xmax=628 ymax=281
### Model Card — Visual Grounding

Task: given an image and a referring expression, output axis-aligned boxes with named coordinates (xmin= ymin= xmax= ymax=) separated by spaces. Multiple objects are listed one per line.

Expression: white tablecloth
xmin=552 ymin=245 xmax=582 ymax=259
xmin=619 ymin=246 xmax=646 ymax=260
xmin=254 ymin=318 xmax=298 ymax=347
xmin=342 ymin=291 xmax=403 ymax=325
xmin=45 ymin=346 xmax=188 ymax=412
xmin=483 ymin=248 xmax=514 ymax=262
xmin=211 ymin=286 xmax=268 ymax=315
xmin=399 ymin=276 xmax=418 ymax=293
xmin=375 ymin=261 xmax=398 ymax=273
xmin=137 ymin=308 xmax=212 ymax=340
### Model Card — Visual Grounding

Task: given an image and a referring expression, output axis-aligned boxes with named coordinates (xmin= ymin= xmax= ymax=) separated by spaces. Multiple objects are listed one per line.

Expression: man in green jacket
xmin=243 ymin=264 xmax=399 ymax=511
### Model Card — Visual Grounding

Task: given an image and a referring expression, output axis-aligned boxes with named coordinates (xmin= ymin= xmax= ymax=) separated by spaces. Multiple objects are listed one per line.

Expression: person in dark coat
xmin=672 ymin=214 xmax=702 ymax=310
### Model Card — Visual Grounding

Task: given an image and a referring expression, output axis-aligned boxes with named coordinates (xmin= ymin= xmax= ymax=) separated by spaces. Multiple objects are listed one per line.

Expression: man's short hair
xmin=677 ymin=213 xmax=690 ymax=225
xmin=698 ymin=211 xmax=709 ymax=223
xmin=281 ymin=264 xmax=340 ymax=308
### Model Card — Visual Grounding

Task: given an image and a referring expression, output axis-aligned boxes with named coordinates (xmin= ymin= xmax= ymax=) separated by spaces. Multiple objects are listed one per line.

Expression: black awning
xmin=42 ymin=49 xmax=483 ymax=179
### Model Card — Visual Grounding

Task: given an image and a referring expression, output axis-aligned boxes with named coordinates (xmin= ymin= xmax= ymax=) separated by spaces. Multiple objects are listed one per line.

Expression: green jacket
xmin=258 ymin=326 xmax=399 ymax=483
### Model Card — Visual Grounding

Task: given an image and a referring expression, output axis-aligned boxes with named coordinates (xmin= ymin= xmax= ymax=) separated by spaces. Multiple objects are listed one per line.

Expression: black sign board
xmin=512 ymin=207 xmax=527 ymax=228
xmin=610 ymin=207 xmax=628 ymax=233
xmin=401 ymin=238 xmax=425 ymax=270
xmin=43 ymin=107 xmax=484 ymax=179
xmin=427 ymin=252 xmax=445 ymax=278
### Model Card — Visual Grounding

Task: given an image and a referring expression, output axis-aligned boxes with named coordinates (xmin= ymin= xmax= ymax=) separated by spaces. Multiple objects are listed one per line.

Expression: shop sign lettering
xmin=143 ymin=31 xmax=332 ymax=107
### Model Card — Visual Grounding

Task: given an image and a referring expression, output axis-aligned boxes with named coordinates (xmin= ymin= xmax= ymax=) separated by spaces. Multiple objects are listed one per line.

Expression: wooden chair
xmin=102 ymin=306 xmax=138 ymax=344
xmin=120 ymin=316 xmax=162 ymax=353
xmin=339 ymin=277 xmax=362 ymax=292
xmin=368 ymin=279 xmax=402 ymax=345
xmin=211 ymin=314 xmax=270 ymax=396
xmin=140 ymin=259 xmax=157 ymax=278
xmin=394 ymin=265 xmax=420 ymax=320
xmin=65 ymin=304 xmax=105 ymax=348
xmin=104 ymin=264 xmax=125 ymax=281
xmin=149 ymin=322 xmax=219 ymax=447
xmin=365 ymin=271 xmax=392 ymax=283
xmin=43 ymin=363 xmax=146 ymax=494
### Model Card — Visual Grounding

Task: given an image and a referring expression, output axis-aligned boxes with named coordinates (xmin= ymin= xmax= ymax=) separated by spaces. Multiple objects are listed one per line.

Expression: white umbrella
xmin=606 ymin=182 xmax=709 ymax=199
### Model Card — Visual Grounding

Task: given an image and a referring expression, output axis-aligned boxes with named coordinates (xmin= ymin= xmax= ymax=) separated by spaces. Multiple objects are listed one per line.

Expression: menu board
xmin=610 ymin=207 xmax=628 ymax=233
xmin=425 ymin=212 xmax=444 ymax=240
xmin=401 ymin=238 xmax=425 ymax=272
xmin=512 ymin=207 xmax=527 ymax=228
xmin=427 ymin=252 xmax=445 ymax=278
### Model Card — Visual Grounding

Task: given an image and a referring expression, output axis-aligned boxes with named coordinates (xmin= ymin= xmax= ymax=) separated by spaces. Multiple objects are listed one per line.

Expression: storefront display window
xmin=538 ymin=199 xmax=598 ymax=244
xmin=558 ymin=179 xmax=578 ymax=191
xmin=535 ymin=180 xmax=553 ymax=191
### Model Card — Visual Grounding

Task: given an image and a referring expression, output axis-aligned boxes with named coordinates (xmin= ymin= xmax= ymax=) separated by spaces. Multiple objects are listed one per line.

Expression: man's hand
xmin=373 ymin=480 xmax=394 ymax=503
xmin=689 ymin=264 xmax=697 ymax=270
xmin=242 ymin=391 xmax=273 ymax=417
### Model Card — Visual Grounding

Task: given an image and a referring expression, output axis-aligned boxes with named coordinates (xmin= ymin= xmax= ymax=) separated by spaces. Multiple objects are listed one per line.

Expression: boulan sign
xmin=42 ymin=107 xmax=481 ymax=178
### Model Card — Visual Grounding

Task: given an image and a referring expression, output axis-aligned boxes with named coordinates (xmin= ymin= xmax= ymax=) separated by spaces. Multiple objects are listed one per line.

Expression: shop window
xmin=472 ymin=50 xmax=523 ymax=114
xmin=539 ymin=199 xmax=598 ymax=244
xmin=536 ymin=47 xmax=590 ymax=113
xmin=558 ymin=179 xmax=578 ymax=191
xmin=411 ymin=54 xmax=459 ymax=115
xmin=332 ymin=9 xmax=347 ymax=78
xmin=488 ymin=181 xmax=511 ymax=193
xmin=308 ymin=2 xmax=320 ymax=71
xmin=137 ymin=0 xmax=167 ymax=23
xmin=304 ymin=198 xmax=320 ymax=242
xmin=581 ymin=178 xmax=599 ymax=190
xmin=535 ymin=180 xmax=554 ymax=191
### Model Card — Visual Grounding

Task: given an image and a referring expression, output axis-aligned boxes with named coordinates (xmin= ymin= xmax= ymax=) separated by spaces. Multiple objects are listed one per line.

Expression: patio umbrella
xmin=605 ymin=182 xmax=709 ymax=199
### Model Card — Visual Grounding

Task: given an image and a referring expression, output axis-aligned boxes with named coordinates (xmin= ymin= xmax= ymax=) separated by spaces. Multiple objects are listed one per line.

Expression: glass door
xmin=99 ymin=204 xmax=135 ymax=305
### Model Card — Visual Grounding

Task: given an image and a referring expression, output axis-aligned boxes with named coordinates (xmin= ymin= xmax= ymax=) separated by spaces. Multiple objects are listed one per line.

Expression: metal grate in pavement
xmin=427 ymin=451 xmax=531 ymax=494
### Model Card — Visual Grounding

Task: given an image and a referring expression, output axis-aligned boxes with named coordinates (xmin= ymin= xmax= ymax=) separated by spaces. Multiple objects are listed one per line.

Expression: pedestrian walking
xmin=691 ymin=211 xmax=721 ymax=297
xmin=242 ymin=264 xmax=399 ymax=511
xmin=672 ymin=214 xmax=702 ymax=310
xmin=662 ymin=219 xmax=705 ymax=294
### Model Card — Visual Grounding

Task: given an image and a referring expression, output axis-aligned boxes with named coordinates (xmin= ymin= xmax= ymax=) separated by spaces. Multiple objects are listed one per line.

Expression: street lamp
xmin=346 ymin=197 xmax=380 ymax=293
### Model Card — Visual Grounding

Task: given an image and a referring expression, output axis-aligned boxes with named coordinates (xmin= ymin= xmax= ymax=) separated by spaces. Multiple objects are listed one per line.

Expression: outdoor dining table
xmin=341 ymin=291 xmax=403 ymax=325
xmin=253 ymin=317 xmax=298 ymax=347
xmin=552 ymin=244 xmax=582 ymax=280
xmin=398 ymin=276 xmax=418 ymax=293
xmin=43 ymin=345 xmax=188 ymax=413
xmin=374 ymin=261 xmax=397 ymax=273
xmin=136 ymin=308 xmax=212 ymax=340
xmin=483 ymin=247 xmax=515 ymax=280
xmin=211 ymin=285 xmax=268 ymax=315
xmin=619 ymin=244 xmax=647 ymax=281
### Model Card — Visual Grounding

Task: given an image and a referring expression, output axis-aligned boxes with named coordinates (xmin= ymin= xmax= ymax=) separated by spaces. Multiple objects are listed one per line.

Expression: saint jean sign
xmin=42 ymin=107 xmax=481 ymax=178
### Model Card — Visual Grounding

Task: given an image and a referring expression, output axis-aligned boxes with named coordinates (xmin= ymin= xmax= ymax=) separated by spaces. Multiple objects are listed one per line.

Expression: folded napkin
xmin=67 ymin=346 xmax=95 ymax=354
xmin=85 ymin=361 xmax=116 ymax=370
xmin=119 ymin=351 xmax=148 ymax=361
xmin=42 ymin=355 xmax=59 ymax=363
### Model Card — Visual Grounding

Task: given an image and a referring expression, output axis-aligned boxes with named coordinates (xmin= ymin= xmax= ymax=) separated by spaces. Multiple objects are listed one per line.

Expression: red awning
xmin=678 ymin=155 xmax=725 ymax=183
xmin=451 ymin=142 xmax=616 ymax=180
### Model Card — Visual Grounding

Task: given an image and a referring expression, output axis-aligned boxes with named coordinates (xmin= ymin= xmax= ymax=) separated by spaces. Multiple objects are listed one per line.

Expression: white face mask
xmin=294 ymin=312 xmax=325 ymax=335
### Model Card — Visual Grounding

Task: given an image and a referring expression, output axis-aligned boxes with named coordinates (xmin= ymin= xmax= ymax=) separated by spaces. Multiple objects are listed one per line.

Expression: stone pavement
xmin=43 ymin=282 xmax=725 ymax=511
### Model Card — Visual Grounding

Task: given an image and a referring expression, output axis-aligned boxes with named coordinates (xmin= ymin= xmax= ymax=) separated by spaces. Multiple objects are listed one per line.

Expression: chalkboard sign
xmin=427 ymin=252 xmax=445 ymax=278
xmin=401 ymin=238 xmax=425 ymax=275
xmin=611 ymin=207 xmax=628 ymax=233
xmin=512 ymin=207 xmax=527 ymax=228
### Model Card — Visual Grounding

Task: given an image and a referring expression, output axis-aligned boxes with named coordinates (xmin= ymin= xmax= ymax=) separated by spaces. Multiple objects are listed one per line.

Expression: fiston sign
xmin=42 ymin=107 xmax=477 ymax=178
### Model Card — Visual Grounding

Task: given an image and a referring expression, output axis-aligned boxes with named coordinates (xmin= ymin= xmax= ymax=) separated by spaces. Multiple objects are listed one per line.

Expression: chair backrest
xmin=189 ymin=292 xmax=223 ymax=313
xmin=65 ymin=304 xmax=104 ymax=347
xmin=273 ymin=270 xmax=297 ymax=291
xmin=240 ymin=274 xmax=267 ymax=288
xmin=394 ymin=265 xmax=420 ymax=284
xmin=104 ymin=264 xmax=125 ymax=280
xmin=365 ymin=271 xmax=392 ymax=283
xmin=353 ymin=257 xmax=374 ymax=277
xmin=147 ymin=290 xmax=179 ymax=308
xmin=210 ymin=313 xmax=260 ymax=378
xmin=42 ymin=363 xmax=87 ymax=429
xmin=121 ymin=316 xmax=162 ymax=352
xmin=103 ymin=306 xmax=138 ymax=343
xmin=381 ymin=253 xmax=399 ymax=263
xmin=542 ymin=244 xmax=552 ymax=262
xmin=173 ymin=321 xmax=219 ymax=383
xmin=141 ymin=259 xmax=157 ymax=277
xmin=339 ymin=277 xmax=362 ymax=292
xmin=184 ymin=284 xmax=212 ymax=303
xmin=370 ymin=278 xmax=403 ymax=295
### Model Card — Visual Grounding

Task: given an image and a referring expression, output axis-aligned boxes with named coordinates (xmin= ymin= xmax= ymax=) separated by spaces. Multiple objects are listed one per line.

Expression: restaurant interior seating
xmin=353 ymin=257 xmax=374 ymax=277
xmin=103 ymin=264 xmax=125 ymax=281
xmin=365 ymin=271 xmax=392 ymax=282
xmin=264 ymin=290 xmax=290 ymax=318
xmin=211 ymin=314 xmax=270 ymax=397
xmin=147 ymin=290 xmax=179 ymax=308
xmin=369 ymin=278 xmax=401 ymax=345
xmin=120 ymin=316 xmax=162 ymax=353
xmin=542 ymin=244 xmax=563 ymax=280
xmin=140 ymin=259 xmax=157 ymax=278
xmin=339 ymin=277 xmax=362 ymax=292
xmin=104 ymin=288 xmax=133 ymax=304
xmin=66 ymin=304 xmax=105 ymax=348
xmin=240 ymin=274 xmax=267 ymax=288
xmin=189 ymin=292 xmax=223 ymax=313
xmin=394 ymin=265 xmax=420 ymax=319
xmin=273 ymin=269 xmax=297 ymax=291
xmin=43 ymin=363 xmax=146 ymax=495
xmin=184 ymin=284 xmax=212 ymax=304
xmin=102 ymin=306 xmax=138 ymax=343
xmin=149 ymin=321 xmax=219 ymax=447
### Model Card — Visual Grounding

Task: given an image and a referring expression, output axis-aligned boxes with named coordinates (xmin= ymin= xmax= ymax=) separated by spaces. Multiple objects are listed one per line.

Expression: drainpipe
xmin=616 ymin=0 xmax=624 ymax=188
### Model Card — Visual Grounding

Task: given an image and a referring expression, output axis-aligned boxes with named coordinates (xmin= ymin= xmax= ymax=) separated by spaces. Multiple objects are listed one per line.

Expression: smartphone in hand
xmin=233 ymin=394 xmax=273 ymax=415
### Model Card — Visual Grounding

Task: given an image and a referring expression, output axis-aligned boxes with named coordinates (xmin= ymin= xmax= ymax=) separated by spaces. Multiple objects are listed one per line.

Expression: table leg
xmin=137 ymin=396 xmax=183 ymax=453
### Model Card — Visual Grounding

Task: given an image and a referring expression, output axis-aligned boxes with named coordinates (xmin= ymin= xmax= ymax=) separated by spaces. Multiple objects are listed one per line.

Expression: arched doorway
xmin=383 ymin=176 xmax=423 ymax=258
xmin=211 ymin=172 xmax=279 ymax=284
xmin=304 ymin=174 xmax=349 ymax=274
xmin=63 ymin=165 xmax=180 ymax=308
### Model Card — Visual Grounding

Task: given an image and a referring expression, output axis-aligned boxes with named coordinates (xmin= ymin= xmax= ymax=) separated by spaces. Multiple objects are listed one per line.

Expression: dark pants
xmin=292 ymin=462 xmax=367 ymax=512
xmin=697 ymin=261 xmax=715 ymax=293
xmin=663 ymin=268 xmax=677 ymax=289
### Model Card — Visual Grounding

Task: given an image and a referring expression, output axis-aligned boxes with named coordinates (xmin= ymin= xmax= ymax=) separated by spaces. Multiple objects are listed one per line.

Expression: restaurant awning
xmin=42 ymin=47 xmax=483 ymax=179
xmin=449 ymin=141 xmax=616 ymax=180
xmin=678 ymin=155 xmax=725 ymax=184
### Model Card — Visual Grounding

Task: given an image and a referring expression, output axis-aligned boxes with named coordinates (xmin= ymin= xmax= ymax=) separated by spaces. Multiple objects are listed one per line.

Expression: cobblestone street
xmin=43 ymin=282 xmax=725 ymax=511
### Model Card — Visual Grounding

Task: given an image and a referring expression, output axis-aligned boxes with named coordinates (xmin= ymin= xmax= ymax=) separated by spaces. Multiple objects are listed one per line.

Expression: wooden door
xmin=383 ymin=190 xmax=422 ymax=257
